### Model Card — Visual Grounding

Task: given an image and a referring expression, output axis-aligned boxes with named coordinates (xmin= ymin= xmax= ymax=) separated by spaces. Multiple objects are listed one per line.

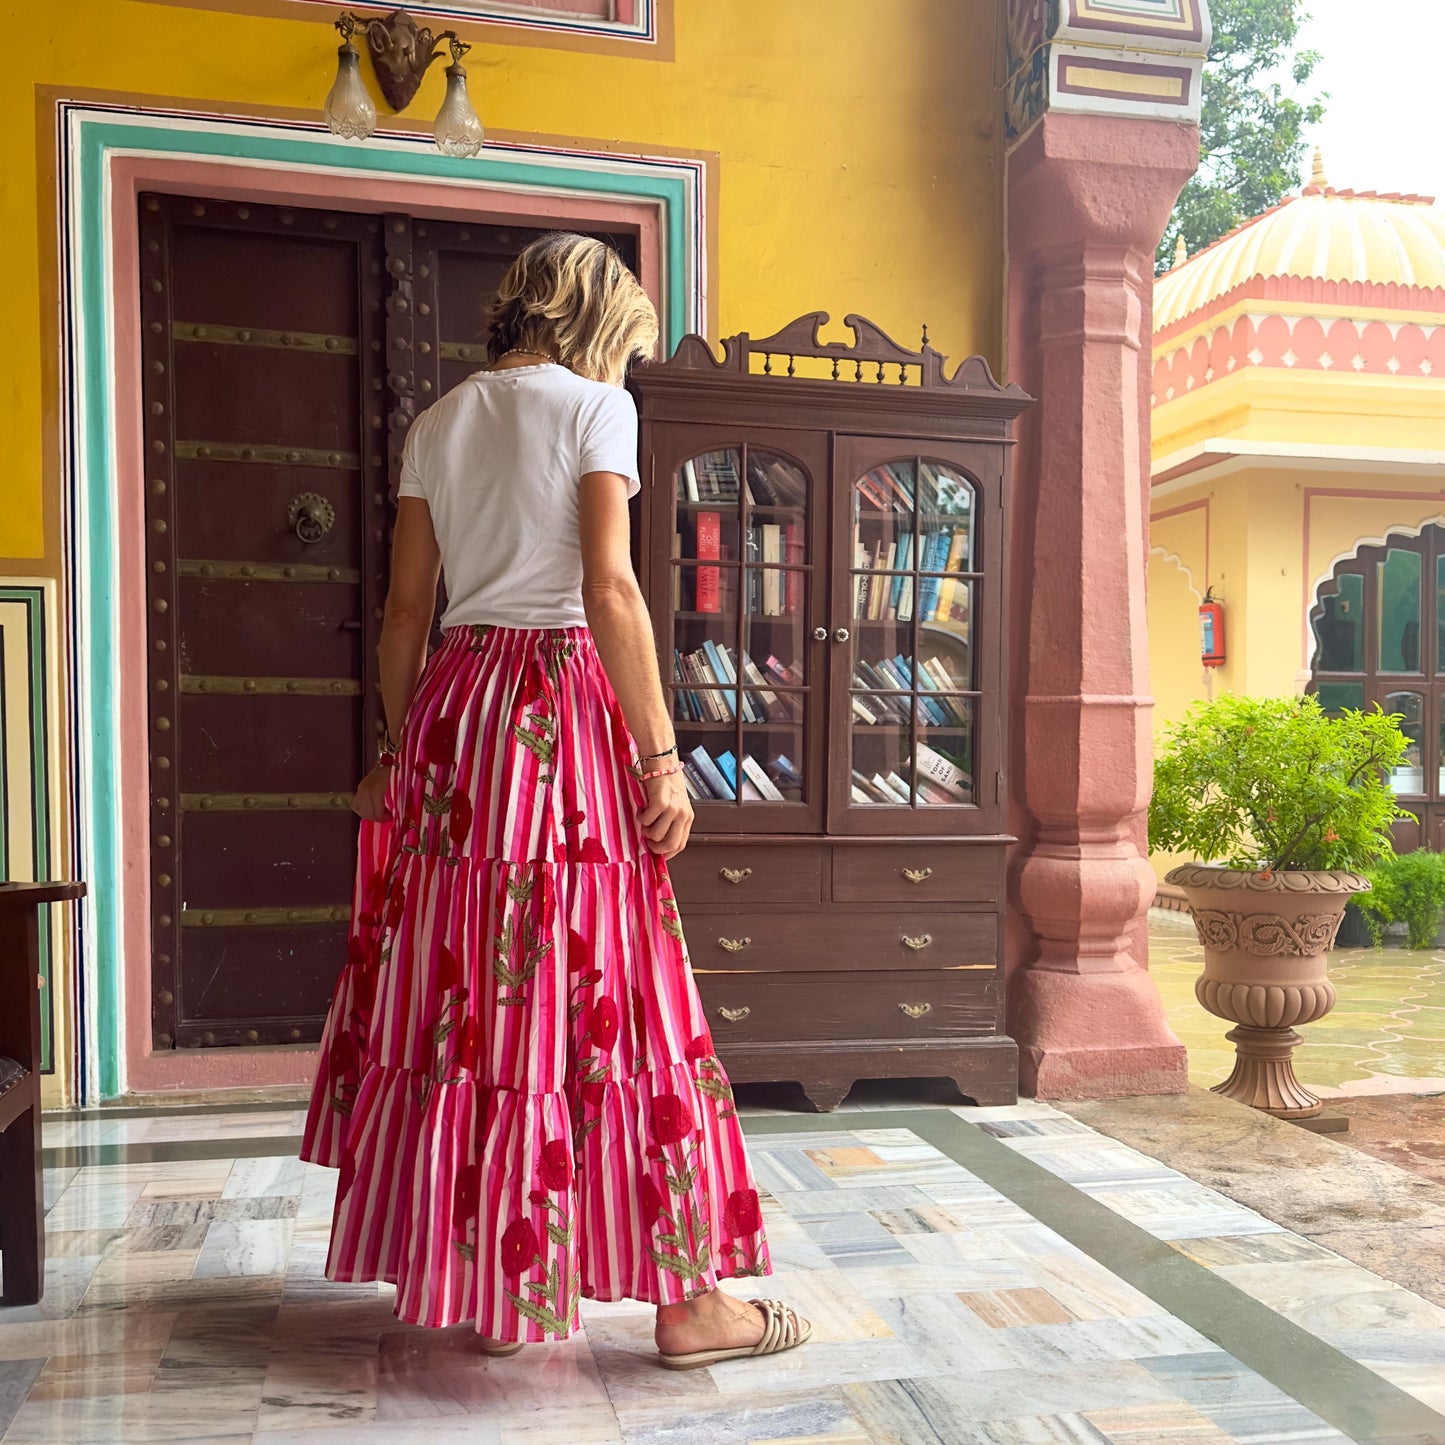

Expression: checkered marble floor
xmin=5 ymin=1100 xmax=1445 ymax=1444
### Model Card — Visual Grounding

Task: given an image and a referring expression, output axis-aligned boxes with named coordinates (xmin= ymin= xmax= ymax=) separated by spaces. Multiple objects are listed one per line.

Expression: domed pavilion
xmin=1149 ymin=152 xmax=1445 ymax=869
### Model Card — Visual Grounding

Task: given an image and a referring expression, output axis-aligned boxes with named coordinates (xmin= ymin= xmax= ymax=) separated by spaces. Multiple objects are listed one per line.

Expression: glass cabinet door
xmin=829 ymin=440 xmax=1000 ymax=834
xmin=659 ymin=430 xmax=826 ymax=830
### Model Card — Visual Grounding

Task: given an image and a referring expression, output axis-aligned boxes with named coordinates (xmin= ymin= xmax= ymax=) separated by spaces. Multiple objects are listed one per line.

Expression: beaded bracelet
xmin=634 ymin=763 xmax=684 ymax=782
xmin=637 ymin=743 xmax=678 ymax=763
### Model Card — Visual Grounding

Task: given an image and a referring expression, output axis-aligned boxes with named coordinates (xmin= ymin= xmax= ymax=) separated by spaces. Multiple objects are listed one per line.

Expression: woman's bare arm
xmin=378 ymin=496 xmax=442 ymax=740
xmin=579 ymin=471 xmax=691 ymax=856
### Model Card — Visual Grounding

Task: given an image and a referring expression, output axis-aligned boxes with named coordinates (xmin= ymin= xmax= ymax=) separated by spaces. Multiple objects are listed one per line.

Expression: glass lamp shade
xmin=324 ymin=43 xmax=377 ymax=141
xmin=434 ymin=64 xmax=484 ymax=158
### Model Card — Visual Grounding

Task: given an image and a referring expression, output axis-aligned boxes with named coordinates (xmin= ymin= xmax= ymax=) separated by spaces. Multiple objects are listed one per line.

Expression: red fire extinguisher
xmin=1200 ymin=587 xmax=1225 ymax=668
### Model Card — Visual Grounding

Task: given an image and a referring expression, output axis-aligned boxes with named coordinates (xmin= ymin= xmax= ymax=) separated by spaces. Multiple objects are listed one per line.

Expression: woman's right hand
xmin=636 ymin=771 xmax=693 ymax=859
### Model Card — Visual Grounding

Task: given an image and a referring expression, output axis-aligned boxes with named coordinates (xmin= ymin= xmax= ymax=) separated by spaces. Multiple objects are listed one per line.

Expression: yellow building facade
xmin=1149 ymin=157 xmax=1445 ymax=882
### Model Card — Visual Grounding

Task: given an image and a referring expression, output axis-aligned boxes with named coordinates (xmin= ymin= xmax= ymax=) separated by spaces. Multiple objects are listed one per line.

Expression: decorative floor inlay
xmin=5 ymin=1100 xmax=1445 ymax=1442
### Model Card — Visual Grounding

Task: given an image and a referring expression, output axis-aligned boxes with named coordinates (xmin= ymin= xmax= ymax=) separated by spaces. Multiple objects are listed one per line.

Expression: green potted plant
xmin=1149 ymin=694 xmax=1408 ymax=1118
xmin=1356 ymin=849 xmax=1445 ymax=949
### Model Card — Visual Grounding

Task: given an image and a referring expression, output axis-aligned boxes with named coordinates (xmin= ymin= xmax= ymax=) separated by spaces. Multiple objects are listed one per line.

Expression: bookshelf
xmin=630 ymin=313 xmax=1030 ymax=1110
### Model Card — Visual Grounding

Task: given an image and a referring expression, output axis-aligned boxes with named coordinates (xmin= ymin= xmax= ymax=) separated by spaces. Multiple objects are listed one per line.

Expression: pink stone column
xmin=1005 ymin=113 xmax=1196 ymax=1098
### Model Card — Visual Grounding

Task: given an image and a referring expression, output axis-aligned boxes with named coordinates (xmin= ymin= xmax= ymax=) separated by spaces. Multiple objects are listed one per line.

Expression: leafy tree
xmin=1157 ymin=0 xmax=1326 ymax=274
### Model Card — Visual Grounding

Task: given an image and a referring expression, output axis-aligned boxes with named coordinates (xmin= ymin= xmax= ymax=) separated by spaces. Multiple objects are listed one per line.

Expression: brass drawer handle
xmin=899 ymin=1002 xmax=932 ymax=1020
xmin=719 ymin=866 xmax=753 ymax=884
xmin=718 ymin=936 xmax=752 ymax=953
xmin=718 ymin=1005 xmax=751 ymax=1023
xmin=901 ymin=866 xmax=933 ymax=884
xmin=901 ymin=934 xmax=933 ymax=951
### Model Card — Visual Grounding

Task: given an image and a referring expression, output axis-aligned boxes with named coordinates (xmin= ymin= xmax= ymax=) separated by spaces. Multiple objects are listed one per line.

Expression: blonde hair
xmin=486 ymin=232 xmax=658 ymax=384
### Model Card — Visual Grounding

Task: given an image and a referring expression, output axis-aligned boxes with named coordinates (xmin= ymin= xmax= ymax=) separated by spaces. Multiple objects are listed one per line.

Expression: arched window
xmin=1309 ymin=526 xmax=1443 ymax=850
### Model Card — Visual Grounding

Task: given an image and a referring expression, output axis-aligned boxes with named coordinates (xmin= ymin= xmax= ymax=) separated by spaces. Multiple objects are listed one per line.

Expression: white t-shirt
xmin=397 ymin=363 xmax=640 ymax=630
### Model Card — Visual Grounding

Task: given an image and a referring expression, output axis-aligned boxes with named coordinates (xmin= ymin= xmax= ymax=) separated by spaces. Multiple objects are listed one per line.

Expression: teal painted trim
xmin=84 ymin=121 xmax=692 ymax=350
xmin=72 ymin=112 xmax=697 ymax=1096
xmin=77 ymin=126 xmax=121 ymax=1098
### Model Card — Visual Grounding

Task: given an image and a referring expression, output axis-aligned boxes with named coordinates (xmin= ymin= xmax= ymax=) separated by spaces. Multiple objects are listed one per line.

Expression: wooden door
xmin=142 ymin=202 xmax=644 ymax=1050
xmin=141 ymin=195 xmax=390 ymax=1049
xmin=827 ymin=435 xmax=1005 ymax=836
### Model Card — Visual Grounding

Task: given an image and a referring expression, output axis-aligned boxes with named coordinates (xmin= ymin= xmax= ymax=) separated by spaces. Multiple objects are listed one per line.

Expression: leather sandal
xmin=655 ymin=1298 xmax=812 ymax=1371
xmin=478 ymin=1338 xmax=525 ymax=1357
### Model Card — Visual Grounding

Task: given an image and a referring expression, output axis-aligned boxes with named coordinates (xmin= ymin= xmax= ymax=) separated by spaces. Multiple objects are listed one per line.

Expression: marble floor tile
xmin=76 ymin=1273 xmax=286 ymax=1315
xmin=0 ymin=1252 xmax=105 ymax=1323
xmin=90 ymin=1247 xmax=204 ymax=1288
xmin=193 ymin=1219 xmax=296 ymax=1279
xmin=222 ymin=1156 xmax=308 ymax=1201
xmin=27 ymin=1343 xmax=166 ymax=1401
xmin=840 ymin=1363 xmax=1181 ymax=1437
xmin=296 ymin=1164 xmax=339 ymax=1220
xmin=800 ymin=1211 xmax=912 ymax=1269
xmin=749 ymin=1148 xmax=846 ymax=1194
xmin=1170 ymin=1232 xmax=1340 ymax=1269
xmin=0 ymin=1357 xmax=45 ymax=1438
xmin=1213 ymin=1257 xmax=1445 ymax=1333
xmin=255 ymin=1354 xmax=377 ymax=1431
xmin=127 ymin=1195 xmax=298 ymax=1229
xmin=375 ymin=1324 xmax=610 ymax=1419
xmin=767 ymin=1184 xmax=940 ymax=1220
xmin=0 ymin=1389 xmax=262 ymax=1443
xmin=43 ymin=1165 xmax=78 ymax=1208
xmin=1080 ymin=1400 xmax=1236 ymax=1442
xmin=613 ymin=1387 xmax=865 ymax=1445
xmin=45 ymin=1225 xmax=129 ymax=1259
xmin=844 ymin=1259 xmax=1037 ymax=1299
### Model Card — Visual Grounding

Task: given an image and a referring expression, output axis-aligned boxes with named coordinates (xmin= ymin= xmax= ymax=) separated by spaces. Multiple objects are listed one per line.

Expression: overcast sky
xmin=1293 ymin=0 xmax=1445 ymax=202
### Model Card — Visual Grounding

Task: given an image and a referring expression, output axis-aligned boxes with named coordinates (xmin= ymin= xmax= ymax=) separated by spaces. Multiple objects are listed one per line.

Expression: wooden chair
xmin=0 ymin=881 xmax=84 ymax=1305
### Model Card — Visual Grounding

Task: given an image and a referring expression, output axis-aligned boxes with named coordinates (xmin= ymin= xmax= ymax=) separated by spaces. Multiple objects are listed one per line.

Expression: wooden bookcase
xmin=630 ymin=314 xmax=1031 ymax=1110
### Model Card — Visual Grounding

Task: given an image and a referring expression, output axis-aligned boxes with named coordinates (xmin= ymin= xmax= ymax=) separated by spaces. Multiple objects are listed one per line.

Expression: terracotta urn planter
xmin=1164 ymin=863 xmax=1370 ymax=1118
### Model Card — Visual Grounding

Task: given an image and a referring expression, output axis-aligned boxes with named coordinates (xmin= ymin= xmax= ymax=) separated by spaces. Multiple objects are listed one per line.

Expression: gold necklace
xmin=498 ymin=348 xmax=555 ymax=365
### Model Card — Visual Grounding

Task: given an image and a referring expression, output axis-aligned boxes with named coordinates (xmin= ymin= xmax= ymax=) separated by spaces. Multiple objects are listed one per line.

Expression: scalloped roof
xmin=1155 ymin=182 xmax=1445 ymax=332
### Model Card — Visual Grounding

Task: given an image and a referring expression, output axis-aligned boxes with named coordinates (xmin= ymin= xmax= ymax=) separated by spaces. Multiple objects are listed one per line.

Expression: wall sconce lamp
xmin=324 ymin=9 xmax=484 ymax=157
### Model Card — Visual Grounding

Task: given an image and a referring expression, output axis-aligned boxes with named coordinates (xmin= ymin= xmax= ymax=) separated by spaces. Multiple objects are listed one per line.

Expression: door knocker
xmin=288 ymin=492 xmax=336 ymax=544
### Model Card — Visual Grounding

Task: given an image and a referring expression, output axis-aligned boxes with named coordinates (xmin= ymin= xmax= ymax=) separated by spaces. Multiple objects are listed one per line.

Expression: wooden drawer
xmin=698 ymin=968 xmax=1000 ymax=1044
xmin=669 ymin=844 xmax=824 ymax=905
xmin=830 ymin=845 xmax=1000 ymax=904
xmin=688 ymin=910 xmax=998 ymax=973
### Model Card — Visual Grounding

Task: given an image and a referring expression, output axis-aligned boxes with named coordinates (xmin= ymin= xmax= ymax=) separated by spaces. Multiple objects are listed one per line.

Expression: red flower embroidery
xmin=567 ymin=929 xmax=591 ymax=972
xmin=573 ymin=836 xmax=609 ymax=864
xmin=649 ymin=1093 xmax=694 ymax=1146
xmin=500 ymin=1217 xmax=540 ymax=1277
xmin=684 ymin=1032 xmax=714 ymax=1062
xmin=640 ymin=1175 xmax=667 ymax=1227
xmin=453 ymin=1163 xmax=480 ymax=1222
xmin=724 ymin=1188 xmax=762 ymax=1237
xmin=456 ymin=1015 xmax=482 ymax=1068
xmin=562 ymin=810 xmax=585 ymax=829
xmin=349 ymin=966 xmax=377 ymax=1020
xmin=588 ymin=997 xmax=620 ymax=1053
xmin=437 ymin=944 xmax=463 ymax=998
xmin=448 ymin=792 xmax=473 ymax=850
xmin=580 ymin=1081 xmax=606 ymax=1109
xmin=347 ymin=935 xmax=369 ymax=970
xmin=328 ymin=1031 xmax=358 ymax=1080
xmin=577 ymin=969 xmax=603 ymax=987
xmin=537 ymin=1139 xmax=574 ymax=1191
xmin=422 ymin=715 xmax=459 ymax=766
xmin=645 ymin=1144 xmax=663 ymax=1161
xmin=385 ymin=883 xmax=406 ymax=931
xmin=529 ymin=1188 xmax=550 ymax=1207
xmin=632 ymin=987 xmax=648 ymax=1053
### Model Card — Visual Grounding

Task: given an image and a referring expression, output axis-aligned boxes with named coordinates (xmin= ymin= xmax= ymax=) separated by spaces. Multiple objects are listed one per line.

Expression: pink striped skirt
xmin=300 ymin=624 xmax=770 ymax=1340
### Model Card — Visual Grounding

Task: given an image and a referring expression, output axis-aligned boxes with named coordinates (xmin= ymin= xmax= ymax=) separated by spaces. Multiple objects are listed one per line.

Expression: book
xmin=850 ymin=769 xmax=892 ymax=804
xmin=688 ymin=745 xmax=734 ymax=800
xmin=886 ymin=770 xmax=915 ymax=804
xmin=716 ymin=751 xmax=764 ymax=802
xmin=916 ymin=741 xmax=972 ymax=800
xmin=783 ymin=522 xmax=803 ymax=614
xmin=917 ymin=777 xmax=959 ymax=807
xmin=762 ymin=524 xmax=782 ymax=614
xmin=740 ymin=753 xmax=785 ymax=802
xmin=680 ymin=765 xmax=705 ymax=801
xmin=852 ymin=695 xmax=880 ymax=725
xmin=889 ymin=533 xmax=913 ymax=614
xmin=695 ymin=510 xmax=721 ymax=612
xmin=772 ymin=754 xmax=803 ymax=789
xmin=876 ymin=464 xmax=915 ymax=511
xmin=686 ymin=648 xmax=731 ymax=722
xmin=871 ymin=772 xmax=910 ymax=805
xmin=739 ymin=652 xmax=780 ymax=719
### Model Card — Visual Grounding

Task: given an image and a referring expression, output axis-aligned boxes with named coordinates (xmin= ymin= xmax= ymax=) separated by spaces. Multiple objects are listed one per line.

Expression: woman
xmin=300 ymin=232 xmax=808 ymax=1371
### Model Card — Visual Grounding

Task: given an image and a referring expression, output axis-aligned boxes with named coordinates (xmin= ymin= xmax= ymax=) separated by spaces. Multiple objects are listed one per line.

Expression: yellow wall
xmin=1 ymin=0 xmax=1004 ymax=565
xmin=1147 ymin=462 xmax=1445 ymax=879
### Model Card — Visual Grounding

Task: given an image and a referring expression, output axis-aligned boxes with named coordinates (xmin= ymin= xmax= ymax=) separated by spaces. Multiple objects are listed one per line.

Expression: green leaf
xmin=504 ymin=1289 xmax=570 ymax=1336
xmin=545 ymin=1219 xmax=573 ymax=1248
